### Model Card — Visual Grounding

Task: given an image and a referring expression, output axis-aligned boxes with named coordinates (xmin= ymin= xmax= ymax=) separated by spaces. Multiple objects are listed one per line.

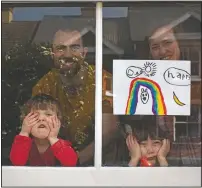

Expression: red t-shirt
xmin=10 ymin=135 xmax=78 ymax=166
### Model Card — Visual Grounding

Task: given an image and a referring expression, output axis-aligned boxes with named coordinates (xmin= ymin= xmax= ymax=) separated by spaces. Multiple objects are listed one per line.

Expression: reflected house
xmin=2 ymin=8 xmax=40 ymax=54
xmin=31 ymin=14 xmax=131 ymax=105
xmin=128 ymin=4 xmax=201 ymax=165
xmin=2 ymin=8 xmax=42 ymax=162
xmin=2 ymin=5 xmax=201 ymax=166
xmin=2 ymin=7 xmax=132 ymax=105
xmin=1 ymin=7 xmax=131 ymax=165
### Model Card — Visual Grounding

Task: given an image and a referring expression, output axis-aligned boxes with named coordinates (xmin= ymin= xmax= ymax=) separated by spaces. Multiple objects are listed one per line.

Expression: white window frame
xmin=1 ymin=1 xmax=201 ymax=187
xmin=174 ymin=104 xmax=201 ymax=140
xmin=180 ymin=44 xmax=201 ymax=80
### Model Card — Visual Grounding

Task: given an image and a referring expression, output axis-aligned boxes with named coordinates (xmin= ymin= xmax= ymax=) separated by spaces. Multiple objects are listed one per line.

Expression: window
xmin=102 ymin=2 xmax=201 ymax=169
xmin=1 ymin=1 xmax=201 ymax=187
xmin=173 ymin=105 xmax=201 ymax=166
xmin=2 ymin=2 xmax=98 ymax=170
xmin=181 ymin=46 xmax=201 ymax=78
xmin=175 ymin=105 xmax=201 ymax=140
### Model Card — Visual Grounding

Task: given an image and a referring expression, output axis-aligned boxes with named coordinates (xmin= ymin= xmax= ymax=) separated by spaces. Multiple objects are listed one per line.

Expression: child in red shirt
xmin=10 ymin=94 xmax=78 ymax=166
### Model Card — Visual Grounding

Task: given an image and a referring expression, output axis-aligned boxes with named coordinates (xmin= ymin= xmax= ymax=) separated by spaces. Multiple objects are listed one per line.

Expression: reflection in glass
xmin=191 ymin=63 xmax=200 ymax=76
xmin=188 ymin=123 xmax=199 ymax=137
xmin=102 ymin=2 xmax=201 ymax=167
xmin=175 ymin=116 xmax=187 ymax=122
xmin=175 ymin=123 xmax=187 ymax=138
xmin=188 ymin=105 xmax=200 ymax=122
xmin=2 ymin=5 xmax=98 ymax=167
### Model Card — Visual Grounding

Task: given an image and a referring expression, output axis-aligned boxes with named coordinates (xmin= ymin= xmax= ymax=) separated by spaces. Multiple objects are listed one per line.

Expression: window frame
xmin=180 ymin=43 xmax=201 ymax=79
xmin=1 ymin=1 xmax=201 ymax=187
xmin=2 ymin=166 xmax=201 ymax=186
xmin=174 ymin=104 xmax=201 ymax=141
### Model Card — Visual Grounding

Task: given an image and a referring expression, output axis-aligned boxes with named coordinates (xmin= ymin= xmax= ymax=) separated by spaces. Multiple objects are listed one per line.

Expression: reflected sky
xmin=13 ymin=7 xmax=128 ymax=21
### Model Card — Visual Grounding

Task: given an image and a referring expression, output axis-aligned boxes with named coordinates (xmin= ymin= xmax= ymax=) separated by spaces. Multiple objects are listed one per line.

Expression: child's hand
xmin=126 ymin=134 xmax=141 ymax=166
xmin=48 ymin=116 xmax=61 ymax=140
xmin=157 ymin=139 xmax=170 ymax=166
xmin=20 ymin=112 xmax=39 ymax=137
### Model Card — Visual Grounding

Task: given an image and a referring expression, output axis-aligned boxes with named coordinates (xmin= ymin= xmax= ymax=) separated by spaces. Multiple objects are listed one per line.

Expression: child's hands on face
xmin=20 ymin=112 xmax=39 ymax=137
xmin=126 ymin=134 xmax=141 ymax=162
xmin=157 ymin=139 xmax=170 ymax=158
xmin=47 ymin=116 xmax=61 ymax=140
xmin=157 ymin=139 xmax=170 ymax=166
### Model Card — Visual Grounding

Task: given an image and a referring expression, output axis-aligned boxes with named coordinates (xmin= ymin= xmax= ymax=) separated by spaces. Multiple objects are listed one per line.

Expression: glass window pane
xmin=175 ymin=116 xmax=187 ymax=122
xmin=181 ymin=48 xmax=189 ymax=60
xmin=2 ymin=4 xmax=96 ymax=167
xmin=188 ymin=105 xmax=200 ymax=122
xmin=191 ymin=62 xmax=200 ymax=76
xmin=190 ymin=47 xmax=199 ymax=62
xmin=102 ymin=2 xmax=201 ymax=168
xmin=187 ymin=123 xmax=199 ymax=137
xmin=175 ymin=123 xmax=187 ymax=139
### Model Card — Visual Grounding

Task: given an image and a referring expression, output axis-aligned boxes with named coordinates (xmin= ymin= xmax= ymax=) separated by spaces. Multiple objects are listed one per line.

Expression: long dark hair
xmin=118 ymin=115 xmax=171 ymax=166
xmin=133 ymin=116 xmax=170 ymax=142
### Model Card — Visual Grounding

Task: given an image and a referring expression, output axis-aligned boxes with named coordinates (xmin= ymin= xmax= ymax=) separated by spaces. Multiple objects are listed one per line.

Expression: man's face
xmin=149 ymin=26 xmax=180 ymax=60
xmin=52 ymin=30 xmax=87 ymax=76
xmin=140 ymin=136 xmax=162 ymax=166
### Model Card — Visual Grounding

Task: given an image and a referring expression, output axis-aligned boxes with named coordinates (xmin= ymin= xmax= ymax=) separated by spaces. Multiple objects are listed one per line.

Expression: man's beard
xmin=54 ymin=57 xmax=82 ymax=77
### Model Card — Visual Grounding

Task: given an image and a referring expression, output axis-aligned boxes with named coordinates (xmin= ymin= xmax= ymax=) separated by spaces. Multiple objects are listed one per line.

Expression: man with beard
xmin=32 ymin=29 xmax=118 ymax=166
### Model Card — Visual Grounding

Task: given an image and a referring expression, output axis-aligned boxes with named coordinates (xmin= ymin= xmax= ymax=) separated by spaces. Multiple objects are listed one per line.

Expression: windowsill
xmin=2 ymin=166 xmax=201 ymax=186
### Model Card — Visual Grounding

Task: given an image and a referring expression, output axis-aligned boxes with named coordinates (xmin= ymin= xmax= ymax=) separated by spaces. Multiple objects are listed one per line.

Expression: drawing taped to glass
xmin=142 ymin=62 xmax=157 ymax=77
xmin=140 ymin=88 xmax=149 ymax=104
xmin=113 ymin=60 xmax=191 ymax=116
xmin=173 ymin=91 xmax=186 ymax=106
xmin=163 ymin=67 xmax=191 ymax=86
xmin=125 ymin=62 xmax=157 ymax=79
xmin=126 ymin=66 xmax=143 ymax=78
xmin=125 ymin=77 xmax=167 ymax=115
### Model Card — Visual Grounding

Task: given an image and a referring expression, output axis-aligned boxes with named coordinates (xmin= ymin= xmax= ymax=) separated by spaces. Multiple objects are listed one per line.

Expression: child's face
xmin=31 ymin=108 xmax=58 ymax=139
xmin=139 ymin=136 xmax=162 ymax=165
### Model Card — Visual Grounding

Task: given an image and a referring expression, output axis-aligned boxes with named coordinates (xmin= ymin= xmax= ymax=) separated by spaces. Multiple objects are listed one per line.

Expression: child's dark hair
xmin=20 ymin=94 xmax=62 ymax=122
xmin=133 ymin=116 xmax=170 ymax=142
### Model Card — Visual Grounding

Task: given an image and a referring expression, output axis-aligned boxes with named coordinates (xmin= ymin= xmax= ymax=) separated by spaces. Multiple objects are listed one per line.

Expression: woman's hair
xmin=133 ymin=116 xmax=170 ymax=142
xmin=20 ymin=94 xmax=62 ymax=122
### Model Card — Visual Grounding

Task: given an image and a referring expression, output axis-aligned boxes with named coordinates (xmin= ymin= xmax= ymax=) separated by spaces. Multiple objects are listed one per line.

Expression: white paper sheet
xmin=113 ymin=60 xmax=191 ymax=116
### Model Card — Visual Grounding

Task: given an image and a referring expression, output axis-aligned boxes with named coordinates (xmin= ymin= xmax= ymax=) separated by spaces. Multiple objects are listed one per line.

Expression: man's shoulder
xmin=35 ymin=69 xmax=58 ymax=84
xmin=32 ymin=69 xmax=58 ymax=94
xmin=42 ymin=68 xmax=58 ymax=79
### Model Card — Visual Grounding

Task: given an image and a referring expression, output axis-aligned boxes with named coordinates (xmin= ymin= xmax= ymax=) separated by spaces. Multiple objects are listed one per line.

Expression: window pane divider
xmin=1 ymin=2 xmax=202 ymax=187
xmin=94 ymin=1 xmax=103 ymax=169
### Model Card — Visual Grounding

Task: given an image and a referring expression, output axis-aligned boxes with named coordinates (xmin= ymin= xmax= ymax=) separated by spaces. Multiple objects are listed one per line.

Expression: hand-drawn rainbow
xmin=125 ymin=77 xmax=167 ymax=115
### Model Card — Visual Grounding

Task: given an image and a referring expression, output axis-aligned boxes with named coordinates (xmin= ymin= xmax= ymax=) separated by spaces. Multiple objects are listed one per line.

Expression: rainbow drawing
xmin=125 ymin=77 xmax=167 ymax=115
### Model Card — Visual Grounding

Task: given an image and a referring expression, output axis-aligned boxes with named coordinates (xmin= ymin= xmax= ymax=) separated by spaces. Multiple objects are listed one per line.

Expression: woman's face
xmin=149 ymin=26 xmax=180 ymax=61
xmin=140 ymin=136 xmax=162 ymax=165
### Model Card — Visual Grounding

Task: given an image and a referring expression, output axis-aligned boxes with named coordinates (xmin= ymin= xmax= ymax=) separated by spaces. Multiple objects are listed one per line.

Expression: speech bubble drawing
xmin=163 ymin=67 xmax=190 ymax=86
xmin=126 ymin=66 xmax=143 ymax=78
